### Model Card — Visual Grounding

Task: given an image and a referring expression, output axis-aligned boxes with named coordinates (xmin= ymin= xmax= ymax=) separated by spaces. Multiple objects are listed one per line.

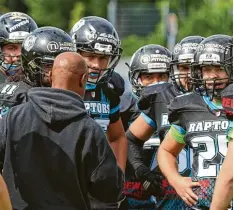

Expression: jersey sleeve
xmin=168 ymin=96 xmax=187 ymax=144
xmin=109 ymin=92 xmax=120 ymax=124
xmin=108 ymin=72 xmax=125 ymax=97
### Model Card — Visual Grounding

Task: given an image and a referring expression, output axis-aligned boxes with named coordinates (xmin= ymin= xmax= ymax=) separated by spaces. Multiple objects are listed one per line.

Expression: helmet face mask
xmin=170 ymin=36 xmax=205 ymax=93
xmin=21 ymin=26 xmax=76 ymax=87
xmin=70 ymin=16 xmax=122 ymax=84
xmin=170 ymin=62 xmax=192 ymax=93
xmin=191 ymin=34 xmax=233 ymax=100
xmin=127 ymin=44 xmax=171 ymax=98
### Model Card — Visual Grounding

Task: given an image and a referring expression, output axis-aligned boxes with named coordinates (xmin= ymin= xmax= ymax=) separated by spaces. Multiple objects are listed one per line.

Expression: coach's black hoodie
xmin=1 ymin=87 xmax=124 ymax=210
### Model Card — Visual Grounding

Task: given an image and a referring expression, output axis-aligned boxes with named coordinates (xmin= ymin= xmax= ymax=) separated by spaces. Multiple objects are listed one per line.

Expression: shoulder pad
xmin=108 ymin=72 xmax=125 ymax=96
xmin=170 ymin=93 xmax=204 ymax=113
xmin=141 ymin=82 xmax=178 ymax=105
xmin=120 ymin=92 xmax=137 ymax=113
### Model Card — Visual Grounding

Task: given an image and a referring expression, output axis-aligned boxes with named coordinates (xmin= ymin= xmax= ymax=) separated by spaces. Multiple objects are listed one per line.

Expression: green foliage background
xmin=0 ymin=0 xmax=232 ymax=56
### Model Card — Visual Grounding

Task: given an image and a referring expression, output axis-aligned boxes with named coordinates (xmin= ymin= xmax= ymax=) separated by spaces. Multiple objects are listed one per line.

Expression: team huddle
xmin=0 ymin=11 xmax=232 ymax=210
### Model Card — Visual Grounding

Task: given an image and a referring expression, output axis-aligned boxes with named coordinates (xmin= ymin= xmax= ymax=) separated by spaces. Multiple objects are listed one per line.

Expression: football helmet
xmin=70 ymin=16 xmax=122 ymax=84
xmin=21 ymin=26 xmax=76 ymax=87
xmin=127 ymin=44 xmax=171 ymax=98
xmin=191 ymin=34 xmax=232 ymax=99
xmin=170 ymin=36 xmax=205 ymax=93
xmin=0 ymin=12 xmax=38 ymax=79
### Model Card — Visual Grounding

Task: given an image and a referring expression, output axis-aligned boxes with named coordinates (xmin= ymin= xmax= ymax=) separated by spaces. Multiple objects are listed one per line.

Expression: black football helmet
xmin=127 ymin=44 xmax=171 ymax=98
xmin=70 ymin=16 xmax=122 ymax=84
xmin=170 ymin=36 xmax=205 ymax=93
xmin=191 ymin=34 xmax=233 ymax=100
xmin=21 ymin=26 xmax=76 ymax=87
xmin=0 ymin=12 xmax=38 ymax=79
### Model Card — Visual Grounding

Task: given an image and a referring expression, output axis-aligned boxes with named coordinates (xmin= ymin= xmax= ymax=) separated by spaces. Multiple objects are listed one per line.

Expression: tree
xmin=177 ymin=0 xmax=233 ymax=40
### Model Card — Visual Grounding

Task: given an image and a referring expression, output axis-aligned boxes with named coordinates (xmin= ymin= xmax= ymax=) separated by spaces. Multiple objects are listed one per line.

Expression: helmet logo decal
xmin=94 ymin=43 xmax=112 ymax=53
xmin=71 ymin=19 xmax=85 ymax=33
xmin=9 ymin=31 xmax=29 ymax=40
xmin=173 ymin=44 xmax=181 ymax=54
xmin=148 ymin=63 xmax=167 ymax=70
xmin=47 ymin=41 xmax=76 ymax=53
xmin=97 ymin=33 xmax=118 ymax=46
xmin=24 ymin=35 xmax=37 ymax=52
xmin=199 ymin=53 xmax=220 ymax=62
xmin=86 ymin=25 xmax=97 ymax=41
xmin=140 ymin=55 xmax=150 ymax=64
xmin=178 ymin=53 xmax=194 ymax=62
xmin=9 ymin=19 xmax=30 ymax=32
xmin=47 ymin=41 xmax=59 ymax=52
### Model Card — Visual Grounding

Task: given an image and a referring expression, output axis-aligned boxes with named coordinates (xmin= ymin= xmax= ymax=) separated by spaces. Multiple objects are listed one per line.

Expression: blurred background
xmin=0 ymin=0 xmax=233 ymax=90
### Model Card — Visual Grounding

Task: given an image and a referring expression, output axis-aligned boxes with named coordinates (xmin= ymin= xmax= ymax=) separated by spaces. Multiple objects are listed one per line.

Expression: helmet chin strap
xmin=2 ymin=62 xmax=21 ymax=75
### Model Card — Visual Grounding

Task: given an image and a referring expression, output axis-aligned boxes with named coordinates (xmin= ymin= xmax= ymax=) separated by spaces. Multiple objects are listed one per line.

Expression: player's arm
xmin=127 ymin=114 xmax=163 ymax=196
xmin=0 ymin=174 xmax=12 ymax=210
xmin=157 ymin=125 xmax=200 ymax=206
xmin=106 ymin=118 xmax=127 ymax=172
xmin=210 ymin=135 xmax=233 ymax=210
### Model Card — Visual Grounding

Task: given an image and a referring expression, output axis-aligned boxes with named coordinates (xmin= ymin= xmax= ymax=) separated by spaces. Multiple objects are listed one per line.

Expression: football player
xmin=0 ymin=12 xmax=38 ymax=83
xmin=211 ymin=40 xmax=233 ymax=210
xmin=123 ymin=44 xmax=172 ymax=210
xmin=158 ymin=34 xmax=232 ymax=209
xmin=70 ymin=16 xmax=127 ymax=172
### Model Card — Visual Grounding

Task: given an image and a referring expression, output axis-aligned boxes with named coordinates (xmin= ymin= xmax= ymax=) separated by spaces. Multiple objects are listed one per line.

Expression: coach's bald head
xmin=50 ymin=52 xmax=88 ymax=97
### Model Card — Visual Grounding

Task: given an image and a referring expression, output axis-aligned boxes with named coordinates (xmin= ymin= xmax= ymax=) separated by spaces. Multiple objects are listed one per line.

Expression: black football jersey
xmin=0 ymin=81 xmax=31 ymax=118
xmin=168 ymin=93 xmax=228 ymax=208
xmin=138 ymin=82 xmax=179 ymax=141
xmin=84 ymin=83 xmax=120 ymax=132
xmin=120 ymin=91 xmax=140 ymax=131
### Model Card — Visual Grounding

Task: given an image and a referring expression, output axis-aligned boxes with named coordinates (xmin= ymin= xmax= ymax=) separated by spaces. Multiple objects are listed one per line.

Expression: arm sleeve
xmin=168 ymin=98 xmax=186 ymax=144
xmin=88 ymin=125 xmax=124 ymax=207
xmin=168 ymin=124 xmax=186 ymax=144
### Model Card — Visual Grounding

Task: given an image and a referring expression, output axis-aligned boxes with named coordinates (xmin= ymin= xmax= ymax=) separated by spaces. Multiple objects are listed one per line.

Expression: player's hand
xmin=135 ymin=166 xmax=163 ymax=196
xmin=172 ymin=176 xmax=200 ymax=207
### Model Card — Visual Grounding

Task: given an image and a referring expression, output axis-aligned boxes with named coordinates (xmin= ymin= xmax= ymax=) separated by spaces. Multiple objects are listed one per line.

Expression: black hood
xmin=28 ymin=87 xmax=87 ymax=123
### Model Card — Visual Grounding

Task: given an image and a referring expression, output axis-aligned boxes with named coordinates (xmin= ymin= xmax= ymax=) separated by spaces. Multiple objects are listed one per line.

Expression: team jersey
xmin=137 ymin=82 xmax=178 ymax=140
xmin=168 ymin=93 xmax=228 ymax=209
xmin=0 ymin=81 xmax=31 ymax=118
xmin=84 ymin=82 xmax=121 ymax=132
xmin=137 ymin=82 xmax=195 ymax=210
xmin=120 ymin=91 xmax=140 ymax=131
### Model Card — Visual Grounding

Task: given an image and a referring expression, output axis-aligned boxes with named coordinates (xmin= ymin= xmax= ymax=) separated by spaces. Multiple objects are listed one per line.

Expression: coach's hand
xmin=172 ymin=176 xmax=200 ymax=207
xmin=135 ymin=165 xmax=163 ymax=196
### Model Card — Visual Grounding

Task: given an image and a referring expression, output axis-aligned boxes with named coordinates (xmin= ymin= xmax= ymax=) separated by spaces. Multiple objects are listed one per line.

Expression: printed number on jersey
xmin=191 ymin=134 xmax=227 ymax=177
xmin=0 ymin=84 xmax=18 ymax=96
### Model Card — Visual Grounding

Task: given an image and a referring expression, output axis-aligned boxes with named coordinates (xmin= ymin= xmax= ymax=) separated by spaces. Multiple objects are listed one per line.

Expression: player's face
xmin=41 ymin=63 xmax=53 ymax=86
xmin=177 ymin=64 xmax=191 ymax=90
xmin=80 ymin=51 xmax=111 ymax=80
xmin=2 ymin=44 xmax=21 ymax=64
xmin=202 ymin=65 xmax=229 ymax=90
xmin=140 ymin=72 xmax=169 ymax=86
